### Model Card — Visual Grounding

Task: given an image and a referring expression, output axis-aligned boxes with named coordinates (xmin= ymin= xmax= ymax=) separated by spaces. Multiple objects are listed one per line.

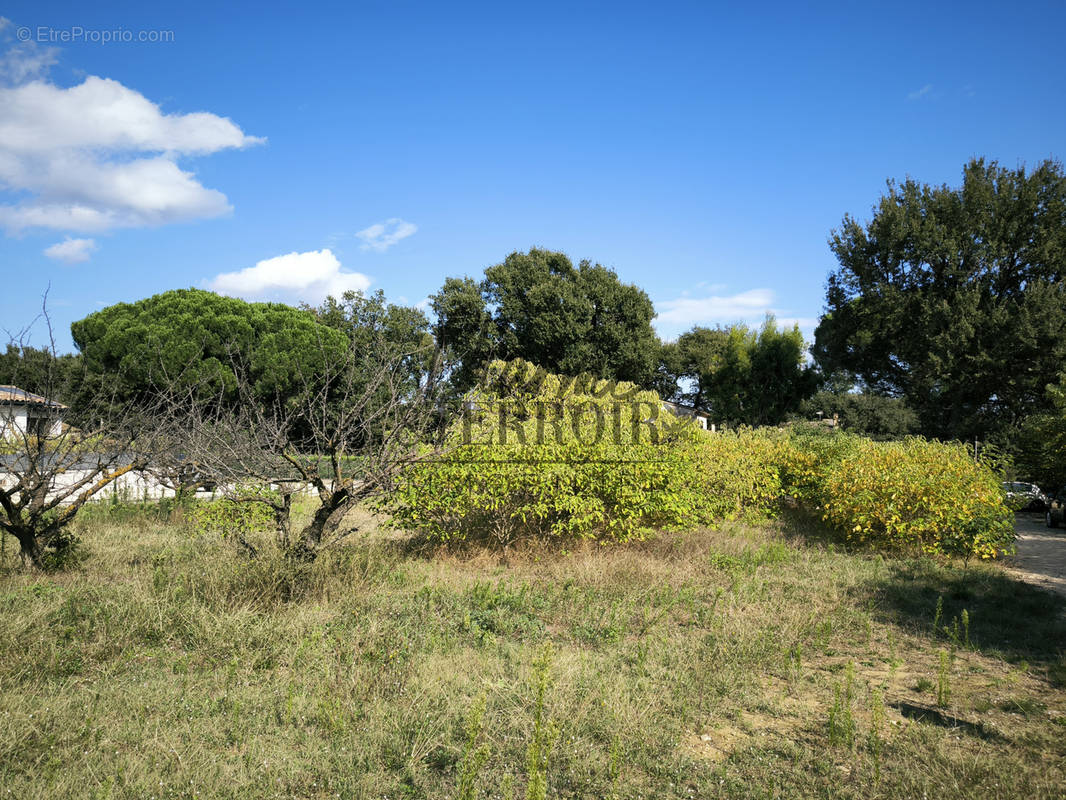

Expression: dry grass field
xmin=0 ymin=503 xmax=1063 ymax=799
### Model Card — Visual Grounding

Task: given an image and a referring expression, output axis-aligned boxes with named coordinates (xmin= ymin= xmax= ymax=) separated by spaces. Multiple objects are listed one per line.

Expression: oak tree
xmin=813 ymin=158 xmax=1066 ymax=440
xmin=431 ymin=248 xmax=660 ymax=391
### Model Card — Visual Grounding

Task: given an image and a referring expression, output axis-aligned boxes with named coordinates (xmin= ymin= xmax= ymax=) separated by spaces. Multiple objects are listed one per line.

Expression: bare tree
xmin=168 ymin=320 xmax=449 ymax=557
xmin=0 ymin=302 xmax=173 ymax=569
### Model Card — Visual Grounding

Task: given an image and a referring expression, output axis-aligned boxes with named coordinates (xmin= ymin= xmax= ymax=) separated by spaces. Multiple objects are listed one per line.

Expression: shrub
xmin=189 ymin=487 xmax=276 ymax=543
xmin=389 ymin=360 xmax=1013 ymax=558
xmin=690 ymin=427 xmax=782 ymax=521
xmin=774 ymin=426 xmax=860 ymax=507
xmin=779 ymin=429 xmax=1013 ymax=559
xmin=386 ymin=360 xmax=781 ymax=546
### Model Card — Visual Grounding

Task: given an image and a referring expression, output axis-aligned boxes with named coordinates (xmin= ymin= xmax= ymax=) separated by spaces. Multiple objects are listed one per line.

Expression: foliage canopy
xmin=657 ymin=317 xmax=816 ymax=426
xmin=71 ymin=288 xmax=350 ymax=404
xmin=813 ymin=158 xmax=1066 ymax=440
xmin=431 ymin=249 xmax=660 ymax=392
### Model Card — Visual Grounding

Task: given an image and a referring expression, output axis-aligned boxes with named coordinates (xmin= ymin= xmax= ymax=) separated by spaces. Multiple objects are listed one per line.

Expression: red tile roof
xmin=0 ymin=385 xmax=66 ymax=409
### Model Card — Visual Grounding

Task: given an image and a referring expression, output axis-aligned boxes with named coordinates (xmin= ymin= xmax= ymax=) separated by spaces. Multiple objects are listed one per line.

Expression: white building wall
xmin=0 ymin=467 xmax=323 ymax=505
xmin=1 ymin=403 xmax=62 ymax=438
xmin=0 ymin=405 xmax=28 ymax=438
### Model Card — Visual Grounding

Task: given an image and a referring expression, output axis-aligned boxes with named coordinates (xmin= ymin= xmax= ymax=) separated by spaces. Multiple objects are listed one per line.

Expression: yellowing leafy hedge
xmin=388 ymin=361 xmax=1014 ymax=558
xmin=777 ymin=429 xmax=1014 ymax=559
xmin=386 ymin=360 xmax=780 ymax=546
xmin=690 ymin=428 xmax=782 ymax=521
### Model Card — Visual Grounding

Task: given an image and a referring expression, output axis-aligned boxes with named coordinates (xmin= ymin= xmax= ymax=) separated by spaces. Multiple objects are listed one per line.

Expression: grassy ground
xmin=0 ymin=504 xmax=1064 ymax=799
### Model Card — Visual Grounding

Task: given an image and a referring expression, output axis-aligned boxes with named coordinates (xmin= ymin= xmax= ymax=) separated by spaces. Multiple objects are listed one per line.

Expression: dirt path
xmin=1006 ymin=512 xmax=1066 ymax=598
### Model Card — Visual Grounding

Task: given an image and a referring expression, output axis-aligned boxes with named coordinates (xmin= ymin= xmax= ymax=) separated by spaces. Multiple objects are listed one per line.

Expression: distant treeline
xmin=5 ymin=158 xmax=1065 ymax=483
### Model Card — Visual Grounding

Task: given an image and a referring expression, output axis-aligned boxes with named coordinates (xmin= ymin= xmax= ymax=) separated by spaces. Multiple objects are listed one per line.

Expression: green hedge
xmin=387 ymin=360 xmax=1014 ymax=558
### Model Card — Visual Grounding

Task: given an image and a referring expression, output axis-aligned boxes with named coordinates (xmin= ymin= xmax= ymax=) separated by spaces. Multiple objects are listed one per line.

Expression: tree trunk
xmin=273 ymin=493 xmax=292 ymax=549
xmin=301 ymin=490 xmax=350 ymax=551
xmin=13 ymin=529 xmax=43 ymax=570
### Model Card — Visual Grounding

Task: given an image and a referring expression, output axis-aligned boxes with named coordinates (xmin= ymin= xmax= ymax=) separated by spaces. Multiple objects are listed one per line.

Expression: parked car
xmin=1047 ymin=487 xmax=1066 ymax=528
xmin=1003 ymin=481 xmax=1048 ymax=512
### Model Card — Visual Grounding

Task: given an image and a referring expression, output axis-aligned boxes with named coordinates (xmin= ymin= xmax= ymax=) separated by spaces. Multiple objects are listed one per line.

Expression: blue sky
xmin=1 ymin=0 xmax=1063 ymax=353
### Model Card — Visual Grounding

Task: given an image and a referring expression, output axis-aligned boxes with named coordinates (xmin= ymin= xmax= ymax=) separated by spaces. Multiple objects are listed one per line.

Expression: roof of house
xmin=0 ymin=385 xmax=67 ymax=409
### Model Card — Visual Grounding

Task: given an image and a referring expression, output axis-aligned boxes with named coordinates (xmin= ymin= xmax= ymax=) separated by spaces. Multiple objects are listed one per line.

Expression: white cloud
xmin=0 ymin=67 xmax=263 ymax=233
xmin=907 ymin=84 xmax=933 ymax=101
xmin=655 ymin=289 xmax=776 ymax=331
xmin=0 ymin=41 xmax=58 ymax=85
xmin=356 ymin=218 xmax=417 ymax=252
xmin=43 ymin=236 xmax=96 ymax=263
xmin=654 ymin=288 xmax=819 ymax=344
xmin=0 ymin=76 xmax=262 ymax=153
xmin=209 ymin=249 xmax=372 ymax=303
xmin=0 ymin=19 xmax=58 ymax=86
